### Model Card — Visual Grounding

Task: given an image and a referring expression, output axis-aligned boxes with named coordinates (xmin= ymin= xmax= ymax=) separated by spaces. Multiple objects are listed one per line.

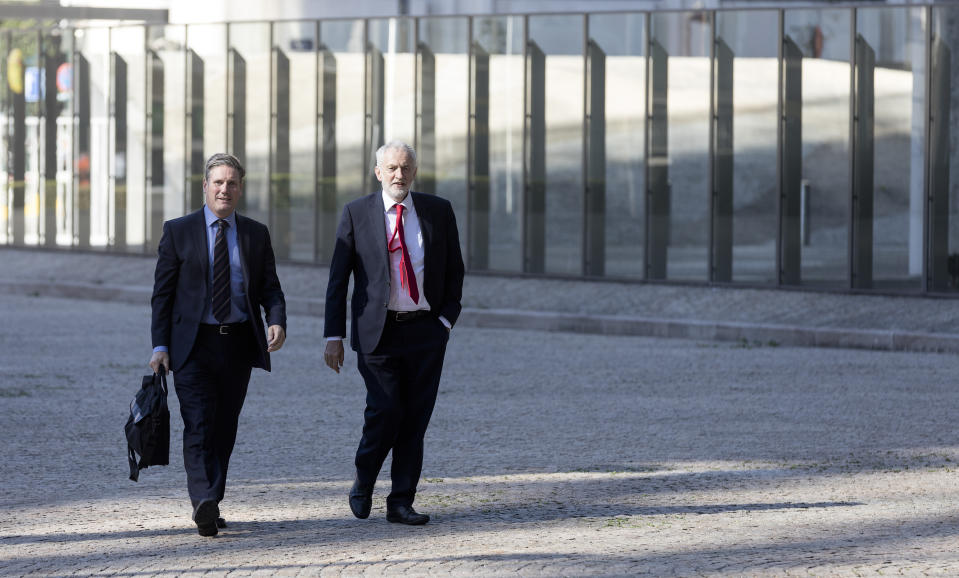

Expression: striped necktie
xmin=212 ymin=219 xmax=231 ymax=323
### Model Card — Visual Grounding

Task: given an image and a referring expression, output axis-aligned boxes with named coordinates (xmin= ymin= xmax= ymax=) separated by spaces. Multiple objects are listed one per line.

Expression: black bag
xmin=125 ymin=367 xmax=170 ymax=481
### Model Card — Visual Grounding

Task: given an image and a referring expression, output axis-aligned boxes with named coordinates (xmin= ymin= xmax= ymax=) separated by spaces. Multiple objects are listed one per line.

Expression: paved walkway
xmin=2 ymin=247 xmax=959 ymax=575
xmin=3 ymin=247 xmax=959 ymax=353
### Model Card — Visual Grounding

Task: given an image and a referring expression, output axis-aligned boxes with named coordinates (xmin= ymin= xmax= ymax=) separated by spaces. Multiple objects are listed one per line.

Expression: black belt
xmin=199 ymin=321 xmax=250 ymax=335
xmin=387 ymin=309 xmax=431 ymax=323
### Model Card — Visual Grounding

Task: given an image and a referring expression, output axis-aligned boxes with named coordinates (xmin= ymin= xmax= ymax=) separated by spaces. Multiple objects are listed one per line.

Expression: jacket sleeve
xmin=439 ymin=202 xmax=465 ymax=326
xmin=151 ymin=221 xmax=179 ymax=349
xmin=324 ymin=203 xmax=356 ymax=339
xmin=258 ymin=225 xmax=287 ymax=330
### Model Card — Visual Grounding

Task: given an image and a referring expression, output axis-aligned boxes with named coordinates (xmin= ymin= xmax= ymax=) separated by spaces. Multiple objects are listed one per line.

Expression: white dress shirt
xmin=383 ymin=191 xmax=429 ymax=312
xmin=326 ymin=191 xmax=450 ymax=342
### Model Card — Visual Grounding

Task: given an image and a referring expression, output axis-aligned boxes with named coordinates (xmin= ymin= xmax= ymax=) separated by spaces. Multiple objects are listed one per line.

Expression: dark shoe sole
xmin=194 ymin=500 xmax=219 ymax=537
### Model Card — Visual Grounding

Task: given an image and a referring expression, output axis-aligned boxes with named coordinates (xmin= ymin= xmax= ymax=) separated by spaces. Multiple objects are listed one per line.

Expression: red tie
xmin=388 ymin=203 xmax=419 ymax=304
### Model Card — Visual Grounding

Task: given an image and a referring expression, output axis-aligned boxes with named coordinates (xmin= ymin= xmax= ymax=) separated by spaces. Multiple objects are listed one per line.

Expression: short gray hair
xmin=204 ymin=153 xmax=245 ymax=182
xmin=375 ymin=140 xmax=417 ymax=168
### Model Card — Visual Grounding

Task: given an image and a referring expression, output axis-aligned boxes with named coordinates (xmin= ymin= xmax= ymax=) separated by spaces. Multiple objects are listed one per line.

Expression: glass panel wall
xmin=716 ymin=10 xmax=779 ymax=284
xmin=75 ymin=27 xmax=110 ymax=248
xmin=12 ymin=31 xmax=41 ymax=247
xmin=473 ymin=15 xmax=524 ymax=273
xmin=2 ymin=7 xmax=958 ymax=298
xmin=784 ymin=9 xmax=851 ymax=287
xmin=111 ymin=25 xmax=147 ymax=252
xmin=52 ymin=29 xmax=74 ymax=248
xmin=229 ymin=22 xmax=270 ymax=226
xmin=185 ymin=24 xmax=227 ymax=211
xmin=589 ymin=13 xmax=646 ymax=279
xmin=274 ymin=21 xmax=317 ymax=262
xmin=529 ymin=15 xmax=584 ymax=275
xmin=856 ymin=7 xmax=926 ymax=291
xmin=650 ymin=11 xmax=711 ymax=281
xmin=418 ymin=17 xmax=469 ymax=256
xmin=931 ymin=5 xmax=959 ymax=293
xmin=321 ymin=19 xmax=365 ymax=210
xmin=368 ymin=18 xmax=416 ymax=150
xmin=150 ymin=25 xmax=186 ymax=222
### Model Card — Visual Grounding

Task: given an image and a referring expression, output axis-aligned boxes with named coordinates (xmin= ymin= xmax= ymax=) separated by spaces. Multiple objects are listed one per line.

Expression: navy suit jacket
xmin=324 ymin=191 xmax=465 ymax=354
xmin=151 ymin=208 xmax=287 ymax=372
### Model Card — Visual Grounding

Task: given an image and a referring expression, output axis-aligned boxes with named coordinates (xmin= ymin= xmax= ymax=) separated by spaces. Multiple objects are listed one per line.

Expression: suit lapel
xmin=366 ymin=193 xmax=390 ymax=274
xmin=192 ymin=209 xmax=209 ymax=282
xmin=412 ymin=192 xmax=433 ymax=256
xmin=235 ymin=213 xmax=252 ymax=294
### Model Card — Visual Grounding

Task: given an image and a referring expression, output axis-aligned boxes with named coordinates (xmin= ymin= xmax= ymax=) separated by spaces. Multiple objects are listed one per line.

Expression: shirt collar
xmin=381 ymin=191 xmax=413 ymax=214
xmin=204 ymin=205 xmax=237 ymax=228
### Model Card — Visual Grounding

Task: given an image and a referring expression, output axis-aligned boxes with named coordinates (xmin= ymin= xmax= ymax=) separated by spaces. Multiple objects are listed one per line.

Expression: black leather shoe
xmin=216 ymin=517 xmax=227 ymax=529
xmin=386 ymin=505 xmax=429 ymax=525
xmin=192 ymin=499 xmax=219 ymax=537
xmin=349 ymin=480 xmax=373 ymax=519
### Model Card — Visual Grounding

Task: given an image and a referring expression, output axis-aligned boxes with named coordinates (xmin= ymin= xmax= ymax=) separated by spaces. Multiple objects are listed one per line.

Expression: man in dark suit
xmin=324 ymin=140 xmax=464 ymax=525
xmin=149 ymin=153 xmax=287 ymax=537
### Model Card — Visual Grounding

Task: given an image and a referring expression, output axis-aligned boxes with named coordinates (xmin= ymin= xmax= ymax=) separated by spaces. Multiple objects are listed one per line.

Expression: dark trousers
xmin=173 ymin=323 xmax=254 ymax=509
xmin=355 ymin=314 xmax=449 ymax=508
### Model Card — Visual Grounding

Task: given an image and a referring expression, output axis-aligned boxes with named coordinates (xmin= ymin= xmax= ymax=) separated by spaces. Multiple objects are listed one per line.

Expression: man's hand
xmin=267 ymin=325 xmax=286 ymax=352
xmin=324 ymin=339 xmax=345 ymax=373
xmin=149 ymin=351 xmax=170 ymax=375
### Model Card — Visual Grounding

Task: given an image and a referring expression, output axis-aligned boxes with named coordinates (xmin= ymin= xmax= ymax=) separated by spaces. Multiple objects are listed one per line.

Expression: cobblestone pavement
xmin=2 ymin=291 xmax=959 ymax=575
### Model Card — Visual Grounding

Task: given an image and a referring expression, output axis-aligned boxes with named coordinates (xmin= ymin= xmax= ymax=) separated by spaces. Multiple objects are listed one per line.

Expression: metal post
xmin=852 ymin=33 xmax=874 ymax=290
xmin=781 ymin=36 xmax=802 ymax=285
xmin=525 ymin=39 xmax=545 ymax=274
xmin=585 ymin=37 xmax=606 ymax=277
xmin=713 ymin=36 xmax=734 ymax=283
xmin=469 ymin=40 xmax=490 ymax=271
xmin=647 ymin=38 xmax=669 ymax=280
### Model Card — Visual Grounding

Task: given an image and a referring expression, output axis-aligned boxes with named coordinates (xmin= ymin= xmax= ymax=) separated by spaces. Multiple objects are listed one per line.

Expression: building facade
xmin=2 ymin=2 xmax=959 ymax=295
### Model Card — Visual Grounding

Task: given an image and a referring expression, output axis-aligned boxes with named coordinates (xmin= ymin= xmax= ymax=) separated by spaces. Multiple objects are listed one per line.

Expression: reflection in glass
xmin=322 ymin=19 xmax=365 ymax=210
xmin=76 ymin=27 xmax=110 ymax=248
xmin=931 ymin=6 xmax=959 ymax=293
xmin=368 ymin=18 xmax=415 ymax=153
xmin=856 ymin=7 xmax=925 ymax=291
xmin=112 ymin=26 xmax=147 ymax=252
xmin=152 ymin=26 xmax=187 ymax=222
xmin=11 ymin=31 xmax=40 ymax=247
xmin=715 ymin=10 xmax=779 ymax=283
xmin=419 ymin=17 xmax=469 ymax=258
xmin=229 ymin=22 xmax=270 ymax=226
xmin=784 ymin=9 xmax=851 ymax=287
xmin=650 ymin=11 xmax=711 ymax=281
xmin=473 ymin=16 xmax=523 ymax=273
xmin=529 ymin=15 xmax=584 ymax=276
xmin=52 ymin=30 xmax=74 ymax=247
xmin=186 ymin=24 xmax=227 ymax=211
xmin=589 ymin=13 xmax=646 ymax=278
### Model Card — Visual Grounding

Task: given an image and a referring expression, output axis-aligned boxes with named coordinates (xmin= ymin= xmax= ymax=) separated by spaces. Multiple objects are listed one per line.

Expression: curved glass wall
xmin=3 ymin=6 xmax=958 ymax=297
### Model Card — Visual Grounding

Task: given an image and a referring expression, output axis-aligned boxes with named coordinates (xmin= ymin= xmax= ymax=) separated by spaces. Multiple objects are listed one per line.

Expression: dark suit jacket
xmin=151 ymin=208 xmax=287 ymax=372
xmin=325 ymin=191 xmax=465 ymax=354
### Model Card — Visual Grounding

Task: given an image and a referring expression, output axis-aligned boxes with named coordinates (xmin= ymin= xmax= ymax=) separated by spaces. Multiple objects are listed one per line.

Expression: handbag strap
xmin=155 ymin=366 xmax=168 ymax=395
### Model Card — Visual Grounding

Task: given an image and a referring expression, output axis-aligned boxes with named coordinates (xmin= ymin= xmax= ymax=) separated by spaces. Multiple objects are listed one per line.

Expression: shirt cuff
xmin=439 ymin=316 xmax=452 ymax=330
xmin=153 ymin=345 xmax=168 ymax=353
xmin=326 ymin=336 xmax=344 ymax=341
